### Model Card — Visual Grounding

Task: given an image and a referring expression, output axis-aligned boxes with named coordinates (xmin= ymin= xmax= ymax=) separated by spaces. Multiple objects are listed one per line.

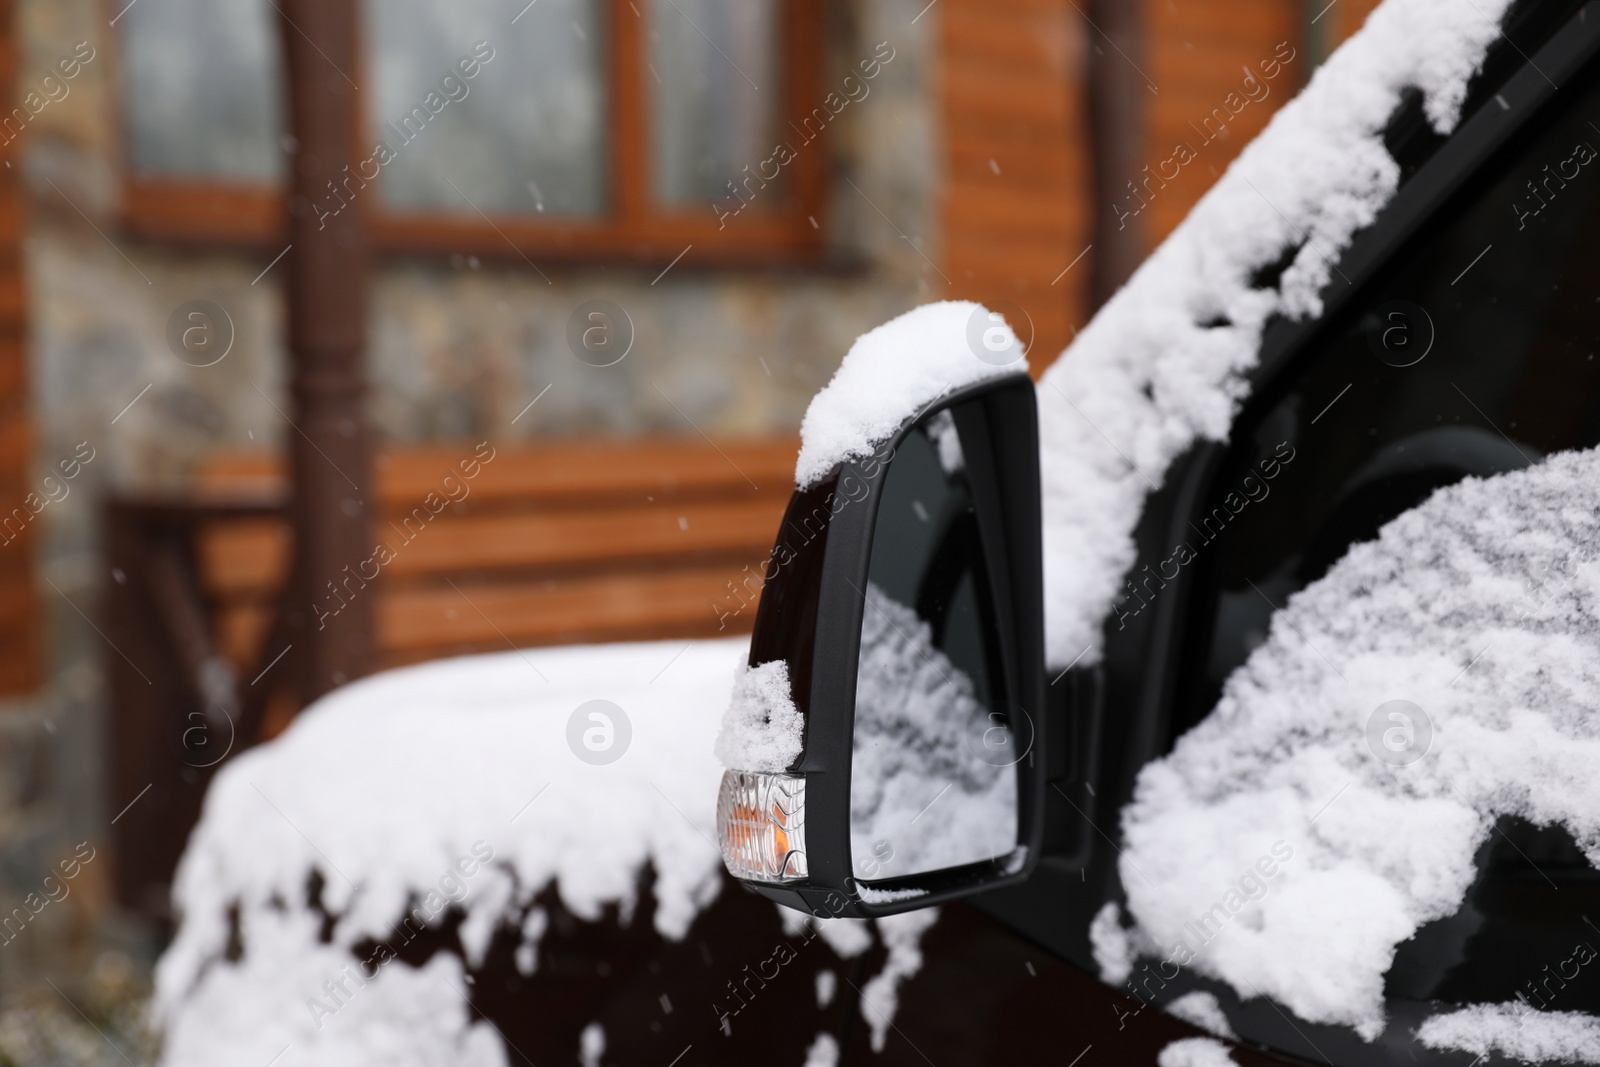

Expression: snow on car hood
xmin=154 ymin=639 xmax=932 ymax=1064
xmin=1110 ymin=447 xmax=1600 ymax=1040
xmin=157 ymin=639 xmax=741 ymax=1062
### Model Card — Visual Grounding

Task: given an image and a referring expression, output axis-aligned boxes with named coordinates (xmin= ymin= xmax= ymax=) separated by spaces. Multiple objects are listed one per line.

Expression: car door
xmin=886 ymin=2 xmax=1600 ymax=1064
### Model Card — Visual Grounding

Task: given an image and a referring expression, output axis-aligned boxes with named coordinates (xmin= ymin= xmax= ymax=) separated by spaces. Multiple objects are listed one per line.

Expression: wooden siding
xmin=939 ymin=0 xmax=1092 ymax=369
xmin=191 ymin=438 xmax=799 ymax=672
xmin=1140 ymin=0 xmax=1302 ymax=244
xmin=1330 ymin=0 xmax=1386 ymax=44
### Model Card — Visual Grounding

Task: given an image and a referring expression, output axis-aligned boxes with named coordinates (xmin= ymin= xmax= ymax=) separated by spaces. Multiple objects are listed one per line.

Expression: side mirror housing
xmin=716 ymin=374 xmax=1045 ymax=918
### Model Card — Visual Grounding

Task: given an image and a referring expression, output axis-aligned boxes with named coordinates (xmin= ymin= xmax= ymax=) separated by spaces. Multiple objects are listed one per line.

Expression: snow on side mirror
xmin=715 ymin=374 xmax=1045 ymax=918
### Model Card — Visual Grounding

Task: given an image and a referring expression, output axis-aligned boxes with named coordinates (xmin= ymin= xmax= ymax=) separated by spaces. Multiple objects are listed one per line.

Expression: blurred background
xmin=0 ymin=0 xmax=1376 ymax=1059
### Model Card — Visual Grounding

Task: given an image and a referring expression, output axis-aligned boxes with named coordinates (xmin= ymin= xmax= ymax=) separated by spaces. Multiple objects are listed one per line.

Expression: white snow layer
xmin=578 ymin=1021 xmax=605 ymax=1067
xmin=161 ymin=908 xmax=508 ymax=1067
xmin=713 ymin=658 xmax=804 ymax=772
xmin=1034 ymin=0 xmax=1514 ymax=667
xmin=1158 ymin=1037 xmax=1240 ymax=1067
xmin=1117 ymin=448 xmax=1600 ymax=1039
xmin=850 ymin=582 xmax=1016 ymax=876
xmin=1166 ymin=991 xmax=1238 ymax=1040
xmin=1418 ymin=1003 xmax=1600 ymax=1063
xmin=859 ymin=909 xmax=941 ymax=1053
xmin=804 ymin=1031 xmax=842 ymax=1067
xmin=1090 ymin=900 xmax=1135 ymax=985
xmin=794 ymin=301 xmax=1017 ymax=490
xmin=155 ymin=639 xmax=936 ymax=1064
xmin=815 ymin=969 xmax=837 ymax=1008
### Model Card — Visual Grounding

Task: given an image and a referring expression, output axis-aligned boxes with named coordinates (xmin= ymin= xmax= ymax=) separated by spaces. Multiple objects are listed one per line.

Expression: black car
xmin=157 ymin=2 xmax=1600 ymax=1064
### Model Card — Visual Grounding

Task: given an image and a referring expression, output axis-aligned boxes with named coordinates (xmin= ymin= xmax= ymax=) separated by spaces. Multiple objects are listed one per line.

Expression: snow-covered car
xmin=157 ymin=0 xmax=1600 ymax=1064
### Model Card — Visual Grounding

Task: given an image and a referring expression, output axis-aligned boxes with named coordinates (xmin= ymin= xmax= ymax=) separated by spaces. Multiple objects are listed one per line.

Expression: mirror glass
xmin=850 ymin=409 xmax=1021 ymax=885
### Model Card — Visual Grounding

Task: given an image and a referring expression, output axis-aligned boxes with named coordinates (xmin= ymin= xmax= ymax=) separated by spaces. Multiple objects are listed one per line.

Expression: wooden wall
xmin=1141 ymin=0 xmax=1303 ymax=243
xmin=938 ymin=0 xmax=1091 ymax=371
xmin=938 ymin=0 xmax=1389 ymax=351
xmin=0 ymin=0 xmax=38 ymax=696
xmin=1142 ymin=0 xmax=1384 ymax=242
xmin=1331 ymin=0 xmax=1386 ymax=48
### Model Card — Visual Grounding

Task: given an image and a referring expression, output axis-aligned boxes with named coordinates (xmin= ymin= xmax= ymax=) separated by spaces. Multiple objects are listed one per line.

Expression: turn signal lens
xmin=715 ymin=770 xmax=807 ymax=882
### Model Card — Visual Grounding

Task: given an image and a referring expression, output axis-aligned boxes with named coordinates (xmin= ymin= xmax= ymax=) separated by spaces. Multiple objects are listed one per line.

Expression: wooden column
xmin=277 ymin=0 xmax=372 ymax=701
xmin=0 ymin=0 xmax=39 ymax=695
xmin=1086 ymin=0 xmax=1146 ymax=309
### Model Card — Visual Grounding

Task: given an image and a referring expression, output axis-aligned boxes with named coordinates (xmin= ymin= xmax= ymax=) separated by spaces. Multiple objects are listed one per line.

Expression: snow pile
xmin=850 ymin=582 xmax=1016 ymax=876
xmin=157 ymin=637 xmax=945 ymax=1064
xmin=713 ymin=658 xmax=804 ymax=772
xmin=162 ymin=908 xmax=507 ymax=1067
xmin=1158 ymin=1037 xmax=1239 ymax=1067
xmin=858 ymin=909 xmax=941 ymax=1052
xmin=794 ymin=301 xmax=1017 ymax=489
xmin=1035 ymin=0 xmax=1515 ymax=666
xmin=157 ymin=639 xmax=742 ymax=1064
xmin=578 ymin=1021 xmax=604 ymax=1067
xmin=1165 ymin=991 xmax=1237 ymax=1040
xmin=815 ymin=969 xmax=837 ymax=1007
xmin=1418 ymin=1004 xmax=1600 ymax=1063
xmin=1089 ymin=900 xmax=1135 ymax=984
xmin=1115 ymin=448 xmax=1600 ymax=1038
xmin=804 ymin=1031 xmax=841 ymax=1067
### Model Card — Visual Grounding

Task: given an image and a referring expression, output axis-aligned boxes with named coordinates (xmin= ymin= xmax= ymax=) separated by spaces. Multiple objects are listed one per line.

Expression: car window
xmin=1172 ymin=48 xmax=1600 ymax=1013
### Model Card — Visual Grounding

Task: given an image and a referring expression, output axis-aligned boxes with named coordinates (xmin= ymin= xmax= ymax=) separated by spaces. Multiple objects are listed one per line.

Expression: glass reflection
xmin=850 ymin=411 xmax=1018 ymax=881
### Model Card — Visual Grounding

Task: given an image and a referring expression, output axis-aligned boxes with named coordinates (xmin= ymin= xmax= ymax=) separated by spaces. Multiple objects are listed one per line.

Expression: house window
xmin=116 ymin=0 xmax=824 ymax=262
xmin=365 ymin=0 xmax=608 ymax=218
xmin=120 ymin=0 xmax=284 ymax=184
xmin=649 ymin=0 xmax=783 ymax=207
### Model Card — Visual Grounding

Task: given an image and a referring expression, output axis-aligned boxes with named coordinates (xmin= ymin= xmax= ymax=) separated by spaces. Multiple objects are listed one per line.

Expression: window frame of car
xmin=108 ymin=0 xmax=831 ymax=267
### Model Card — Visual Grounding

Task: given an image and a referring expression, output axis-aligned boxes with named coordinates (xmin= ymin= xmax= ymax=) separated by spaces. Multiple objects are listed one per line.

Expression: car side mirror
xmin=716 ymin=374 xmax=1045 ymax=917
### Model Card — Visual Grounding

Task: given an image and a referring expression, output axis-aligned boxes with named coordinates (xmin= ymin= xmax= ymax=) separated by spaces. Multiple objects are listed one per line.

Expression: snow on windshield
xmin=1108 ymin=447 xmax=1600 ymax=1039
xmin=850 ymin=582 xmax=1015 ymax=877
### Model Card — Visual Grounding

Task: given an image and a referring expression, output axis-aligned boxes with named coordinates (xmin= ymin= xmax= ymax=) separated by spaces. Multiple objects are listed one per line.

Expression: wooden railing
xmin=105 ymin=436 xmax=796 ymax=919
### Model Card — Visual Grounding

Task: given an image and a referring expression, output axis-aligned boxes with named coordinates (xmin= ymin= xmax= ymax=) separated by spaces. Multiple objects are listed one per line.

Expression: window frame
xmin=111 ymin=0 xmax=829 ymax=265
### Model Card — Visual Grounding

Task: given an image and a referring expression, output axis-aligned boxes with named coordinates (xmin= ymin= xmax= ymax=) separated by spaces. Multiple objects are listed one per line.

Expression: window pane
xmin=651 ymin=0 xmax=781 ymax=207
xmin=121 ymin=0 xmax=283 ymax=181
xmin=364 ymin=0 xmax=607 ymax=218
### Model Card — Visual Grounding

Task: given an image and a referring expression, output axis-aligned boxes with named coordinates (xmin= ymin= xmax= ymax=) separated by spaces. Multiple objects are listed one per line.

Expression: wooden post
xmin=1086 ymin=0 xmax=1147 ymax=309
xmin=0 ymin=0 xmax=40 ymax=695
xmin=277 ymin=0 xmax=373 ymax=701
